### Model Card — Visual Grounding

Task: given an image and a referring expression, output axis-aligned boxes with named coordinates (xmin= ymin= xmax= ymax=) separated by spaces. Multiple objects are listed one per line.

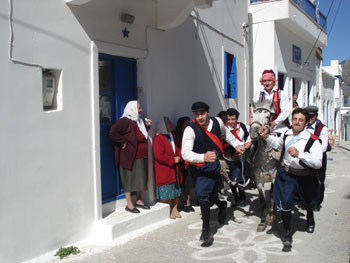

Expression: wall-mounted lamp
xmin=121 ymin=13 xmax=135 ymax=24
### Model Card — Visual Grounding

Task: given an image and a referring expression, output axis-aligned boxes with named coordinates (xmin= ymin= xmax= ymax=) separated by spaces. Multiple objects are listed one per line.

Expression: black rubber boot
xmin=230 ymin=186 xmax=239 ymax=207
xmin=282 ymin=228 xmax=292 ymax=252
xmin=306 ymin=209 xmax=315 ymax=233
xmin=199 ymin=201 xmax=212 ymax=242
xmin=281 ymin=211 xmax=292 ymax=252
xmin=238 ymin=188 xmax=246 ymax=201
xmin=217 ymin=200 xmax=227 ymax=224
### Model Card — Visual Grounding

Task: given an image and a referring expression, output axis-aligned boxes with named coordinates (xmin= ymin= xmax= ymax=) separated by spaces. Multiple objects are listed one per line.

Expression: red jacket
xmin=153 ymin=134 xmax=183 ymax=186
xmin=110 ymin=117 xmax=147 ymax=170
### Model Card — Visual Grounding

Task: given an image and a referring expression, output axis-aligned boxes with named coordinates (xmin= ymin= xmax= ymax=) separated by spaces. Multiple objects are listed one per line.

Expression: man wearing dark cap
xmin=182 ymin=101 xmax=245 ymax=243
xmin=305 ymin=105 xmax=330 ymax=211
xmin=253 ymin=69 xmax=291 ymax=135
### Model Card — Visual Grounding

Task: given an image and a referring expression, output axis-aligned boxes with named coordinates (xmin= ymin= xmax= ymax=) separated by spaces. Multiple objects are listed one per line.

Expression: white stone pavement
xmin=29 ymin=142 xmax=350 ymax=263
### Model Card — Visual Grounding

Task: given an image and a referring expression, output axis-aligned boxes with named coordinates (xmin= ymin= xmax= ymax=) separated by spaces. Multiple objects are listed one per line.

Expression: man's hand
xmin=244 ymin=141 xmax=252 ymax=149
xmin=121 ymin=142 xmax=127 ymax=149
xmin=174 ymin=156 xmax=181 ymax=164
xmin=145 ymin=118 xmax=152 ymax=127
xmin=235 ymin=145 xmax=245 ymax=154
xmin=270 ymin=121 xmax=277 ymax=129
xmin=287 ymin=147 xmax=299 ymax=158
xmin=258 ymin=126 xmax=270 ymax=139
xmin=204 ymin=151 xmax=217 ymax=162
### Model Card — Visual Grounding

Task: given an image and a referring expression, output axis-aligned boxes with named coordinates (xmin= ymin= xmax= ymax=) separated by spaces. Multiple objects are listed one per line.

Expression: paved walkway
xmin=47 ymin=143 xmax=350 ymax=263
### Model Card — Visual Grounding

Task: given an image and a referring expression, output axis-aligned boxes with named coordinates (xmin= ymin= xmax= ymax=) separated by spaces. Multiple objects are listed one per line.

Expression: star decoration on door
xmin=122 ymin=27 xmax=130 ymax=38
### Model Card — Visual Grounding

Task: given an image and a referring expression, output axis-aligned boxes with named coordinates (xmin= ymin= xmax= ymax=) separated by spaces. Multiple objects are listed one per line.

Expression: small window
xmin=224 ymin=52 xmax=237 ymax=98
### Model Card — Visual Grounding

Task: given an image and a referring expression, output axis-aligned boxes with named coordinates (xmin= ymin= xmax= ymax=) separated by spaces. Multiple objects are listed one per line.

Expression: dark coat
xmin=109 ymin=117 xmax=140 ymax=170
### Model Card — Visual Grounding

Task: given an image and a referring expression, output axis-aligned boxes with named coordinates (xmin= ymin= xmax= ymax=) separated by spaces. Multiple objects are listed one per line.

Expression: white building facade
xmin=0 ymin=0 xmax=250 ymax=262
xmin=248 ymin=0 xmax=327 ymax=109
xmin=322 ymin=60 xmax=346 ymax=140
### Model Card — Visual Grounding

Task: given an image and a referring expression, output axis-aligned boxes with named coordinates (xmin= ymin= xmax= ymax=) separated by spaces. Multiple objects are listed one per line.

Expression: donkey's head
xmin=249 ymin=100 xmax=274 ymax=140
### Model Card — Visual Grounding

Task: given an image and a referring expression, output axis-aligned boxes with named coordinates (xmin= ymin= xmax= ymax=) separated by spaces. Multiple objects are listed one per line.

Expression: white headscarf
xmin=121 ymin=100 xmax=148 ymax=139
xmin=156 ymin=117 xmax=175 ymax=153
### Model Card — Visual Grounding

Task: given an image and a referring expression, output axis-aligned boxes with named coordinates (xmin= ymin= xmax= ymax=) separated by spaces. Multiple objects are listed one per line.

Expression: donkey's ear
xmin=251 ymin=100 xmax=257 ymax=111
xmin=269 ymin=100 xmax=275 ymax=111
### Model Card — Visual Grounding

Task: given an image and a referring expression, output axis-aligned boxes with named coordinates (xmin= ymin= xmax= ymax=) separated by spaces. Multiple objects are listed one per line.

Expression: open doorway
xmin=99 ymin=54 xmax=137 ymax=204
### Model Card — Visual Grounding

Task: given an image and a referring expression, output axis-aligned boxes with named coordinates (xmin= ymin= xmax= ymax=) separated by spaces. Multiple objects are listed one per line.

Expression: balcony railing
xmin=250 ymin=0 xmax=327 ymax=30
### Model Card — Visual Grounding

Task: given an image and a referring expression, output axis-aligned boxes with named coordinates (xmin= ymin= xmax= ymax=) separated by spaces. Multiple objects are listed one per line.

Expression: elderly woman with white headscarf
xmin=110 ymin=101 xmax=152 ymax=213
xmin=153 ymin=117 xmax=183 ymax=219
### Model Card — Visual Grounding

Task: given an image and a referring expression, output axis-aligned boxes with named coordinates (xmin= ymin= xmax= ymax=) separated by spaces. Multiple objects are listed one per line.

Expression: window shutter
xmin=229 ymin=55 xmax=237 ymax=98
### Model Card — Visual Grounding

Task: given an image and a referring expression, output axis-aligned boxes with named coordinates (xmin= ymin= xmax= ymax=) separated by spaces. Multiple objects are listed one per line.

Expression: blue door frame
xmin=99 ymin=53 xmax=137 ymax=203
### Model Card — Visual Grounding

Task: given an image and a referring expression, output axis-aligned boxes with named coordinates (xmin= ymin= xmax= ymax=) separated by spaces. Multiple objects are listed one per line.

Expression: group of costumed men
xmin=181 ymin=69 xmax=329 ymax=252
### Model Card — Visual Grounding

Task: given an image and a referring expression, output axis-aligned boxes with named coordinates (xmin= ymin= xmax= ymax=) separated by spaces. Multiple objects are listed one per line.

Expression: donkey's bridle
xmin=254 ymin=107 xmax=272 ymax=113
xmin=250 ymin=120 xmax=264 ymax=127
xmin=251 ymin=107 xmax=272 ymax=128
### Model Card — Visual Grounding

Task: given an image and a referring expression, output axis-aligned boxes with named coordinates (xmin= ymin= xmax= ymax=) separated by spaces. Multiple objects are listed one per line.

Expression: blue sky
xmin=319 ymin=0 xmax=350 ymax=66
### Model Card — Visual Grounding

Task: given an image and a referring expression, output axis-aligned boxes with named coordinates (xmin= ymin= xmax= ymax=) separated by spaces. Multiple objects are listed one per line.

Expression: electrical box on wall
xmin=42 ymin=68 xmax=62 ymax=112
xmin=43 ymin=71 xmax=56 ymax=107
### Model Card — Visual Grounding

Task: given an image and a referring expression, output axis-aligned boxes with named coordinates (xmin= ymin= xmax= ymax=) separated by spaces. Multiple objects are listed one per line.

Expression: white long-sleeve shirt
xmin=181 ymin=117 xmax=243 ymax=163
xmin=226 ymin=122 xmax=251 ymax=143
xmin=253 ymin=88 xmax=291 ymax=133
xmin=306 ymin=121 xmax=329 ymax=153
xmin=266 ymin=129 xmax=323 ymax=170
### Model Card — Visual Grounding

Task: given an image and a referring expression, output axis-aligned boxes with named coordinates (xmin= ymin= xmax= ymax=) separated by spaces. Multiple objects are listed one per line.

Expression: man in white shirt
xmin=305 ymin=105 xmax=330 ymax=211
xmin=259 ymin=108 xmax=322 ymax=252
xmin=223 ymin=108 xmax=252 ymax=206
xmin=253 ymin=69 xmax=291 ymax=135
xmin=182 ymin=102 xmax=245 ymax=243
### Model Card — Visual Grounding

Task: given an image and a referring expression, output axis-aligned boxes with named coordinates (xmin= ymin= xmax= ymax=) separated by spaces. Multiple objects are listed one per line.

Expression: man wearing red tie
xmin=253 ymin=69 xmax=291 ymax=136
xmin=223 ymin=108 xmax=252 ymax=206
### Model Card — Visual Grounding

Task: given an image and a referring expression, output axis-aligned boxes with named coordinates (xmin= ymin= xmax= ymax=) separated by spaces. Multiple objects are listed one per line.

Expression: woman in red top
xmin=110 ymin=101 xmax=152 ymax=213
xmin=153 ymin=117 xmax=183 ymax=219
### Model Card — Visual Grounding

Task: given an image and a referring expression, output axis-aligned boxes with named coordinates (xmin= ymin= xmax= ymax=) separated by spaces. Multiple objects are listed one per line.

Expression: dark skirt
xmin=273 ymin=166 xmax=320 ymax=211
xmin=119 ymin=158 xmax=148 ymax=192
xmin=180 ymin=162 xmax=195 ymax=188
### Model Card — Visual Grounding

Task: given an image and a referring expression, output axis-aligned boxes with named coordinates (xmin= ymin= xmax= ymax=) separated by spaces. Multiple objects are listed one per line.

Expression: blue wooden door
xmin=99 ymin=54 xmax=137 ymax=203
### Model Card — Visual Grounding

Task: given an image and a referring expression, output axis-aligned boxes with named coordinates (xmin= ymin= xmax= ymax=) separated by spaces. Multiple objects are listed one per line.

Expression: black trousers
xmin=318 ymin=152 xmax=327 ymax=204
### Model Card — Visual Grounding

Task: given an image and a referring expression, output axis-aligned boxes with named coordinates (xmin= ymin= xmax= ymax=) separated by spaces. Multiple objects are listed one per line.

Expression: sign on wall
xmin=292 ymin=44 xmax=301 ymax=65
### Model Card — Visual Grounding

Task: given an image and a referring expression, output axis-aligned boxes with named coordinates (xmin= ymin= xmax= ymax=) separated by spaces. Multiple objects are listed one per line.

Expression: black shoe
xmin=282 ymin=229 xmax=292 ymax=252
xmin=199 ymin=228 xmax=213 ymax=243
xmin=183 ymin=205 xmax=195 ymax=213
xmin=218 ymin=201 xmax=227 ymax=224
xmin=136 ymin=204 xmax=150 ymax=210
xmin=125 ymin=206 xmax=140 ymax=213
xmin=313 ymin=204 xmax=321 ymax=212
xmin=306 ymin=217 xmax=315 ymax=233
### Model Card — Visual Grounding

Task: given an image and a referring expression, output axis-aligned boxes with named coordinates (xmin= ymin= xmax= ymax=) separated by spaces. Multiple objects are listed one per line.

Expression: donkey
xmin=249 ymin=100 xmax=281 ymax=232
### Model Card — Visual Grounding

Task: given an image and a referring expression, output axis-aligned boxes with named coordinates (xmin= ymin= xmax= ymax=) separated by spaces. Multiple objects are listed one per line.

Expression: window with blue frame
xmin=224 ymin=51 xmax=237 ymax=98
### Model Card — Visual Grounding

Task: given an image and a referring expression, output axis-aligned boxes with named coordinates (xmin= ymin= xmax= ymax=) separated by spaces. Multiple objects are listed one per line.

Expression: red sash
xmin=185 ymin=119 xmax=223 ymax=168
xmin=273 ymin=90 xmax=281 ymax=115
xmin=260 ymin=90 xmax=290 ymax=127
xmin=224 ymin=124 xmax=241 ymax=156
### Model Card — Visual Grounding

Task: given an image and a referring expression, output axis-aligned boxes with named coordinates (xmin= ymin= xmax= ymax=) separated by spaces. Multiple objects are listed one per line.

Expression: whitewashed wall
xmin=144 ymin=0 xmax=249 ymax=128
xmin=0 ymin=1 xmax=96 ymax=263
xmin=249 ymin=0 xmax=324 ymax=110
xmin=0 ymin=0 xmax=250 ymax=261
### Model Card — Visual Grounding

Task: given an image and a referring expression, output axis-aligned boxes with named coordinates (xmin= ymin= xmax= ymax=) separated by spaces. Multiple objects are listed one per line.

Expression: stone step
xmin=91 ymin=202 xmax=170 ymax=245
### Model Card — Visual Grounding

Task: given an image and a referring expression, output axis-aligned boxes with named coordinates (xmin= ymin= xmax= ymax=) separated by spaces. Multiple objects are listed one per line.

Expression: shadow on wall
xmin=0 ymin=12 xmax=89 ymax=54
xmin=147 ymin=17 xmax=237 ymax=128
